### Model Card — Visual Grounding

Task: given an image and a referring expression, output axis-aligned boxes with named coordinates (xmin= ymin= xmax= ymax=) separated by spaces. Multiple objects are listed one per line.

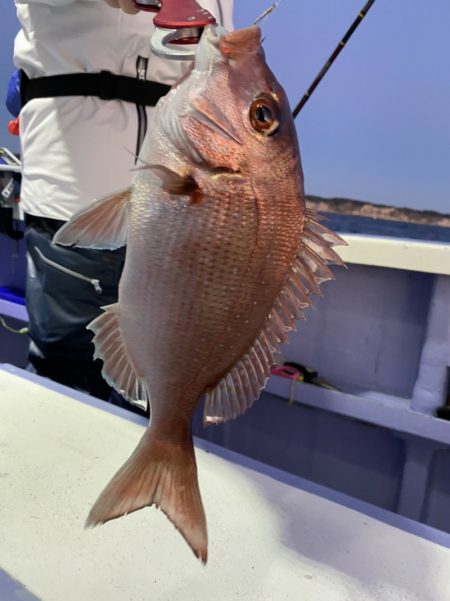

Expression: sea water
xmin=323 ymin=212 xmax=450 ymax=243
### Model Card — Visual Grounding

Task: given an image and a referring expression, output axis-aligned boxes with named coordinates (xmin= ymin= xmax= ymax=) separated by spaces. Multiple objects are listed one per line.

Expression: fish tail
xmin=85 ymin=426 xmax=208 ymax=563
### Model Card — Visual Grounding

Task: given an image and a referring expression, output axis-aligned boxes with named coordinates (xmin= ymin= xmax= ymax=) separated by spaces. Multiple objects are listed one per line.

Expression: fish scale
xmin=122 ymin=179 xmax=269 ymax=394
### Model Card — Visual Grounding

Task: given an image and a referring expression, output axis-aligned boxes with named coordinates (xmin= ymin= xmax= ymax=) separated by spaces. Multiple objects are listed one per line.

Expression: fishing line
xmin=292 ymin=0 xmax=377 ymax=118
xmin=253 ymin=0 xmax=284 ymax=27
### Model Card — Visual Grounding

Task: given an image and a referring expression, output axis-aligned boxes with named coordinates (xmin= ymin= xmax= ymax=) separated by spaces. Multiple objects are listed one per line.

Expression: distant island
xmin=305 ymin=195 xmax=450 ymax=228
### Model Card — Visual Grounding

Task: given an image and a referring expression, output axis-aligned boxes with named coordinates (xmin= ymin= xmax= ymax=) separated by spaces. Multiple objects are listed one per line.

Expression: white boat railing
xmin=337 ymin=234 xmax=450 ymax=276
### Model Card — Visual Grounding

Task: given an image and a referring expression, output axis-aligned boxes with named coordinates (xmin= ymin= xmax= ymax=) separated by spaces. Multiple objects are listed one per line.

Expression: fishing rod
xmin=292 ymin=0 xmax=377 ymax=119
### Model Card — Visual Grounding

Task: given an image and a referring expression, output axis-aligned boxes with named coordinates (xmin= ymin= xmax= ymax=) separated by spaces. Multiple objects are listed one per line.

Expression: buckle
xmin=98 ymin=71 xmax=116 ymax=101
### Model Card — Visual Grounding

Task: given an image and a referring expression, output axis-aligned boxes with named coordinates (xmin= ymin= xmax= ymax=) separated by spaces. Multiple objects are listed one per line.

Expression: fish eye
xmin=249 ymin=94 xmax=280 ymax=136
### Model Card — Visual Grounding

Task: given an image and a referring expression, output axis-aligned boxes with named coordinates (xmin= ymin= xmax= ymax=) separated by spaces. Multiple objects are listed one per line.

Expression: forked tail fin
xmin=86 ymin=427 xmax=208 ymax=563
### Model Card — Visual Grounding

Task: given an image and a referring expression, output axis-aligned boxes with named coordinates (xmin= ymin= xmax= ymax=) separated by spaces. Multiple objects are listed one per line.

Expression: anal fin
xmin=88 ymin=303 xmax=148 ymax=411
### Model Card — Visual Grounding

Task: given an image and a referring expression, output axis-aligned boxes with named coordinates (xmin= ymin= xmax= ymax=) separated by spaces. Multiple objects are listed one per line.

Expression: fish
xmin=54 ymin=24 xmax=345 ymax=563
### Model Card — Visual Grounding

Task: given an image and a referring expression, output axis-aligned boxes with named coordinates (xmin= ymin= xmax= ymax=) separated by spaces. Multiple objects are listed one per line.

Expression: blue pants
xmin=24 ymin=214 xmax=148 ymax=417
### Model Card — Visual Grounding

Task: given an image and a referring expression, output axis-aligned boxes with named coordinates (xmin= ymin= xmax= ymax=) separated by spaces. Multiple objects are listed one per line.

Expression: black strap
xmin=135 ymin=56 xmax=150 ymax=159
xmin=20 ymin=70 xmax=170 ymax=107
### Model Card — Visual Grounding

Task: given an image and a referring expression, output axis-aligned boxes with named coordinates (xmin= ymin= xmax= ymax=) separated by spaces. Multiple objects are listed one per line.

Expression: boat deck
xmin=1 ymin=366 xmax=449 ymax=601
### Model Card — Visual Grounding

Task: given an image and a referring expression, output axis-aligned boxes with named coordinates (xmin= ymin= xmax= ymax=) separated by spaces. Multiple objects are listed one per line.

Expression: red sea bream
xmin=55 ymin=24 xmax=345 ymax=563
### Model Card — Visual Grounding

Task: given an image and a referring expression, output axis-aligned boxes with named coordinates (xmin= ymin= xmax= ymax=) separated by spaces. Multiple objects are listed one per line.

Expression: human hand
xmin=103 ymin=0 xmax=140 ymax=15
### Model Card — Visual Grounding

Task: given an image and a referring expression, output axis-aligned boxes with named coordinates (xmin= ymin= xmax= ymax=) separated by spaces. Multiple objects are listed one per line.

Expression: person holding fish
xmin=12 ymin=0 xmax=233 ymax=409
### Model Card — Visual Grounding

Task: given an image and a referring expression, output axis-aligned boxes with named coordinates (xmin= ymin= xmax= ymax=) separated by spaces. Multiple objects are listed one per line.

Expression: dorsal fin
xmin=203 ymin=211 xmax=346 ymax=425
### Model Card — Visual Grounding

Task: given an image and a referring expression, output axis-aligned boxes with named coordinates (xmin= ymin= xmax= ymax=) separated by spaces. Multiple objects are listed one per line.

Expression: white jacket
xmin=14 ymin=0 xmax=233 ymax=220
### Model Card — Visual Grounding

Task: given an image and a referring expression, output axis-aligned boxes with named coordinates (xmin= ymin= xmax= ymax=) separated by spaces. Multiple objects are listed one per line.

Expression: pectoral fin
xmin=146 ymin=165 xmax=203 ymax=204
xmin=53 ymin=188 xmax=131 ymax=249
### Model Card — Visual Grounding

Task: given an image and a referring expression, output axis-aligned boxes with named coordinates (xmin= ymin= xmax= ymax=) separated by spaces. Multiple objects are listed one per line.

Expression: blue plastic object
xmin=0 ymin=287 xmax=26 ymax=306
xmin=6 ymin=70 xmax=21 ymax=118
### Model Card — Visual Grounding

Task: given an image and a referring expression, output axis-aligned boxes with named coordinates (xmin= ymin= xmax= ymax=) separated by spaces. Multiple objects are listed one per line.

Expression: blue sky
xmin=1 ymin=1 xmax=449 ymax=212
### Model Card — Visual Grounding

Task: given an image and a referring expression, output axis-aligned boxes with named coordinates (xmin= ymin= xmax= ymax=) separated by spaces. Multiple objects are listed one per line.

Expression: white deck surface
xmin=1 ymin=367 xmax=449 ymax=601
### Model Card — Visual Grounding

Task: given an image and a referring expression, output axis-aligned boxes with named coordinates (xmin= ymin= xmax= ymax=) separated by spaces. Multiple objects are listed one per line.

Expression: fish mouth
xmin=219 ymin=26 xmax=262 ymax=58
xmin=190 ymin=109 xmax=243 ymax=145
xmin=203 ymin=25 xmax=262 ymax=58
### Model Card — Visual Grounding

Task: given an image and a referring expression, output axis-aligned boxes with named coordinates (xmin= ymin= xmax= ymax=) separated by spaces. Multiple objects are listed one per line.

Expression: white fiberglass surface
xmin=0 ymin=368 xmax=449 ymax=601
